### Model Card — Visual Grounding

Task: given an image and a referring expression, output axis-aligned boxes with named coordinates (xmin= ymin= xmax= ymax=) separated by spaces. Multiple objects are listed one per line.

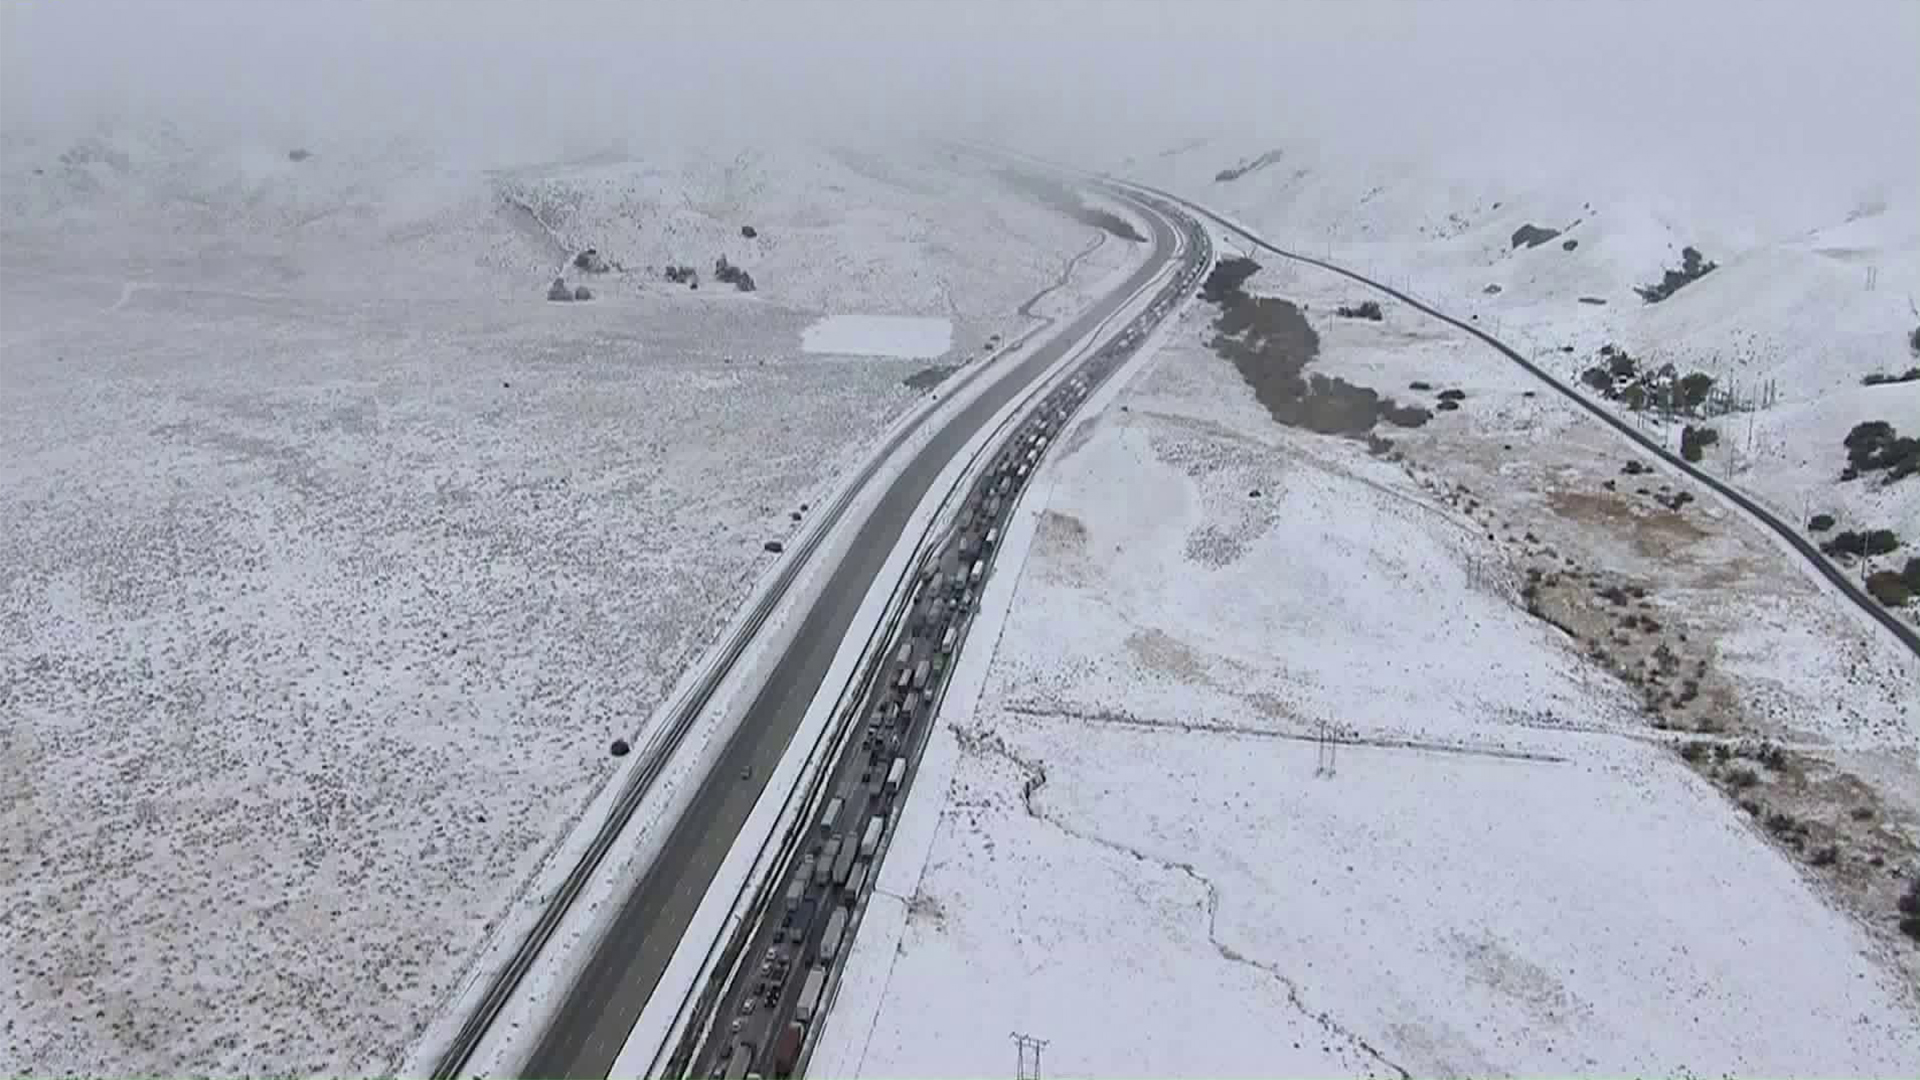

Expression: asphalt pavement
xmin=518 ymin=189 xmax=1185 ymax=1079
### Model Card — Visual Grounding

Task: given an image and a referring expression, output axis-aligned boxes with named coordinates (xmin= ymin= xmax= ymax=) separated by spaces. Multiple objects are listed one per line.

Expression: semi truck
xmin=859 ymin=814 xmax=886 ymax=859
xmin=795 ymin=966 xmax=827 ymax=1024
xmin=911 ymin=658 xmax=932 ymax=690
xmin=940 ymin=624 xmax=957 ymax=654
xmin=814 ymin=839 xmax=840 ymax=885
xmin=820 ymin=796 xmax=843 ymax=836
xmin=969 ymin=559 xmax=984 ymax=585
xmin=844 ymin=864 xmax=867 ymax=904
xmin=819 ymin=907 xmax=849 ymax=964
xmin=724 ymin=1041 xmax=753 ymax=1080
xmin=772 ymin=1022 xmax=804 ymax=1078
xmin=831 ymin=833 xmax=858 ymax=886
xmin=885 ymin=756 xmax=906 ymax=794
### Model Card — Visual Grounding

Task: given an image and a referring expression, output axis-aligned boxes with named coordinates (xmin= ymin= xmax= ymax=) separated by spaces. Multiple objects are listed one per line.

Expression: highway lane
xmin=682 ymin=194 xmax=1210 ymax=1080
xmin=519 ymin=190 xmax=1184 ymax=1079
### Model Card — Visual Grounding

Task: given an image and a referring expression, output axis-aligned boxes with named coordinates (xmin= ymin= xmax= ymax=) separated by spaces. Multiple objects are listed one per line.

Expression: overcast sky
xmin=5 ymin=0 xmax=1917 ymax=184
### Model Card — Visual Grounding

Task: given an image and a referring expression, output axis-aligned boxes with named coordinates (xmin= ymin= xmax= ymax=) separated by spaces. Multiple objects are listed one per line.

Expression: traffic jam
xmin=695 ymin=204 xmax=1212 ymax=1080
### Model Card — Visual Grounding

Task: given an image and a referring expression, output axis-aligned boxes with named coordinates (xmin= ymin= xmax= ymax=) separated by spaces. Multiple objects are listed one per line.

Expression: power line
xmin=1011 ymin=1032 xmax=1049 ymax=1080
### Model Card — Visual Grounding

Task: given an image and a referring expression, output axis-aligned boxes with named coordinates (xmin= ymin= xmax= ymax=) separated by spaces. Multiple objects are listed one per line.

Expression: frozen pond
xmin=800 ymin=314 xmax=953 ymax=359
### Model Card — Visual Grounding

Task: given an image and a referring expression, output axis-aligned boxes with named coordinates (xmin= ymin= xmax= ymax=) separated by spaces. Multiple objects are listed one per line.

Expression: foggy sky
xmin=5 ymin=0 xmax=1917 ymax=183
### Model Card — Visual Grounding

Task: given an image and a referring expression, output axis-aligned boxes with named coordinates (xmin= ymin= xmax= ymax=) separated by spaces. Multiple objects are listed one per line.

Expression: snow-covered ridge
xmin=1120 ymin=135 xmax=1920 ymax=624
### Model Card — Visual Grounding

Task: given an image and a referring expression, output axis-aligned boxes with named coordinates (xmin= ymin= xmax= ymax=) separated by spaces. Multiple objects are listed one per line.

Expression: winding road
xmin=1132 ymin=185 xmax=1920 ymax=660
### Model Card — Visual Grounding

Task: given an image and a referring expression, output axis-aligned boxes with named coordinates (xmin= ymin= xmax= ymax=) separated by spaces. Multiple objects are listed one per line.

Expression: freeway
xmin=681 ymin=190 xmax=1211 ymax=1080
xmin=516 ymin=181 xmax=1196 ymax=1079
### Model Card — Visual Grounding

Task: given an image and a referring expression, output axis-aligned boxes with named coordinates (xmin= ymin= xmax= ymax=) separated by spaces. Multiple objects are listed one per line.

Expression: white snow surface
xmin=816 ymin=307 xmax=1920 ymax=1078
xmin=1115 ymin=133 xmax=1920 ymax=620
xmin=0 ymin=124 xmax=1123 ymax=1076
xmin=801 ymin=315 xmax=955 ymax=360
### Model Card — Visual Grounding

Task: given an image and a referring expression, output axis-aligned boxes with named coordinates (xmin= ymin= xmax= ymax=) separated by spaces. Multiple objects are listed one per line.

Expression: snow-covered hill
xmin=0 ymin=122 xmax=1139 ymax=1077
xmin=1117 ymin=135 xmax=1920 ymax=618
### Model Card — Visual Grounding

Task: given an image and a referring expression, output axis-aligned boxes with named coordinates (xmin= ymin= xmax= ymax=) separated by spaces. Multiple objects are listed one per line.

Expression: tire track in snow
xmin=951 ymin=721 xmax=1411 ymax=1080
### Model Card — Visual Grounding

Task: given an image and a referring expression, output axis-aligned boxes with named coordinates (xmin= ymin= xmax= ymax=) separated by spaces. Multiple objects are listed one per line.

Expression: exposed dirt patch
xmin=1546 ymin=488 xmax=1712 ymax=560
xmin=1200 ymin=259 xmax=1431 ymax=437
xmin=1679 ymin=739 xmax=1920 ymax=951
xmin=903 ymin=364 xmax=957 ymax=391
xmin=1124 ymin=627 xmax=1215 ymax=686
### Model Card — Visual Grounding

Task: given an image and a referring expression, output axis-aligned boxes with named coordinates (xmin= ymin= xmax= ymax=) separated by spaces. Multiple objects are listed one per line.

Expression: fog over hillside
xmin=6 ymin=0 xmax=1916 ymax=208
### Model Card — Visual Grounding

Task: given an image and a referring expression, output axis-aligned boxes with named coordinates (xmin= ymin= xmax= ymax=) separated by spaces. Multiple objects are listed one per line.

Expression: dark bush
xmin=1842 ymin=419 xmax=1919 ymax=484
xmin=1809 ymin=844 xmax=1839 ymax=867
xmin=1438 ymin=388 xmax=1467 ymax=402
xmin=741 ymin=225 xmax=758 ymax=238
xmin=1678 ymin=372 xmax=1715 ymax=411
xmin=610 ymin=739 xmax=630 ymax=757
xmin=1867 ymin=569 xmax=1915 ymax=607
xmin=546 ymin=277 xmax=574 ymax=302
xmin=1680 ymin=424 xmax=1720 ymax=462
xmin=1511 ymin=224 xmax=1561 ymax=249
xmin=1636 ymin=246 xmax=1718 ymax=303
xmin=1899 ymin=877 xmax=1920 ymax=918
xmin=1580 ymin=366 xmax=1612 ymax=391
xmin=573 ymin=248 xmax=609 ymax=273
xmin=1820 ymin=529 xmax=1901 ymax=558
xmin=1578 ymin=296 xmax=1608 ymax=305
xmin=1483 ymin=283 xmax=1503 ymax=295
xmin=1561 ymin=238 xmax=1579 ymax=251
xmin=1755 ymin=742 xmax=1787 ymax=770
xmin=1678 ymin=741 xmax=1708 ymax=763
xmin=1410 ymin=380 xmax=1434 ymax=392
xmin=572 ymin=285 xmax=593 ymax=301
xmin=1808 ymin=513 xmax=1836 ymax=532
xmin=1862 ymin=367 xmax=1920 ymax=386
xmin=1436 ymin=399 xmax=1460 ymax=412
xmin=1726 ymin=766 xmax=1759 ymax=789
xmin=288 ymin=148 xmax=312 ymax=162
xmin=1910 ymin=325 xmax=1920 ymax=356
xmin=1335 ymin=300 xmax=1383 ymax=320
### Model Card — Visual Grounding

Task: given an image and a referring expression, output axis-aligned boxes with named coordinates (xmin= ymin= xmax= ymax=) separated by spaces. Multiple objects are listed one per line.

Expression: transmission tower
xmin=1011 ymin=1032 xmax=1049 ymax=1080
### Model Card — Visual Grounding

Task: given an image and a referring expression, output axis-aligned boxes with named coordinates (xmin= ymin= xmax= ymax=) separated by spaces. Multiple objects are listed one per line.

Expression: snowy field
xmin=0 ymin=124 xmax=1130 ymax=1076
xmin=1116 ymin=132 xmax=1920 ymax=625
xmin=819 ymin=287 xmax=1920 ymax=1077
xmin=802 ymin=315 xmax=954 ymax=360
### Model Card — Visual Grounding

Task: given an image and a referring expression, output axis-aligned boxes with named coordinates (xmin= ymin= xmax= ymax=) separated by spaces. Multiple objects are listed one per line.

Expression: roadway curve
xmin=1134 ymin=185 xmax=1920 ymax=660
xmin=511 ymin=191 xmax=1184 ymax=1079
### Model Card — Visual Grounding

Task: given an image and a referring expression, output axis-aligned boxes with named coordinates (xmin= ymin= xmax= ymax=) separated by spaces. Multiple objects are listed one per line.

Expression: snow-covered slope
xmin=1117 ymin=136 xmax=1920 ymax=615
xmin=816 ymin=288 xmax=1920 ymax=1078
xmin=0 ymin=123 xmax=1127 ymax=1076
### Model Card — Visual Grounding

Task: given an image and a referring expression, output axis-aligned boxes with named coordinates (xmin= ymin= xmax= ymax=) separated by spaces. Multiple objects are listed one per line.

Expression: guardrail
xmin=659 ymin=193 xmax=1199 ymax=1080
xmin=424 ymin=229 xmax=1104 ymax=1080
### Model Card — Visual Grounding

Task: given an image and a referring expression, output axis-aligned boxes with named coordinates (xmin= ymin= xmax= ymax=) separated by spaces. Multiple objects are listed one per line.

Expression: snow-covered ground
xmin=802 ymin=315 xmax=954 ymax=360
xmin=1115 ymin=134 xmax=1920 ymax=624
xmin=816 ymin=273 xmax=1920 ymax=1076
xmin=0 ymin=122 xmax=1133 ymax=1076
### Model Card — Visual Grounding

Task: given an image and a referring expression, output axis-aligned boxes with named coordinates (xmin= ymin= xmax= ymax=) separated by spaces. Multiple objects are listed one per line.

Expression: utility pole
xmin=1012 ymin=1032 xmax=1049 ymax=1080
xmin=1315 ymin=718 xmax=1337 ymax=778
